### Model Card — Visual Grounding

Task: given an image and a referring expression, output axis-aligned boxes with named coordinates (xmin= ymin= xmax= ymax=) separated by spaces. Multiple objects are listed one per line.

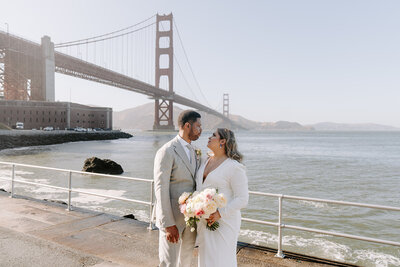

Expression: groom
xmin=154 ymin=110 xmax=202 ymax=267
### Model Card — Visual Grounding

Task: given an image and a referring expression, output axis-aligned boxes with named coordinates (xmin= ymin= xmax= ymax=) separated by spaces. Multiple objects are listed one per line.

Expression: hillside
xmin=113 ymin=103 xmax=313 ymax=131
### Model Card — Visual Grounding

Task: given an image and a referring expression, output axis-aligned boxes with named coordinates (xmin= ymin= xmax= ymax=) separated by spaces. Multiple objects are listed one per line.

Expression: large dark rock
xmin=82 ymin=157 xmax=124 ymax=175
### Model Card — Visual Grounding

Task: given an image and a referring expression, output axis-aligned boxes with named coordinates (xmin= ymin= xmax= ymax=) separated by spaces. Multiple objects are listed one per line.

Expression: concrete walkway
xmin=0 ymin=191 xmax=338 ymax=267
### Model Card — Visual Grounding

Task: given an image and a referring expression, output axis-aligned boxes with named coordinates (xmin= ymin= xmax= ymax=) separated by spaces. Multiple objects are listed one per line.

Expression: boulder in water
xmin=82 ymin=157 xmax=124 ymax=175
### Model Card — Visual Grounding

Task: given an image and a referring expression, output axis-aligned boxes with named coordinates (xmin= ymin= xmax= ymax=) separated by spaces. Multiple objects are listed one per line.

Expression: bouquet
xmin=178 ymin=188 xmax=227 ymax=232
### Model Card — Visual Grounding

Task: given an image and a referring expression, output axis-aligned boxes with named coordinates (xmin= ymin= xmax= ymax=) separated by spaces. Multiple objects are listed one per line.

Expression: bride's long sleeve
xmin=218 ymin=162 xmax=249 ymax=218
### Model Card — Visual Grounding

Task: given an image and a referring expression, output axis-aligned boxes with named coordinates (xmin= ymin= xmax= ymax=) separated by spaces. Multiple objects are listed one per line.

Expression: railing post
xmin=9 ymin=164 xmax=15 ymax=198
xmin=148 ymin=181 xmax=155 ymax=230
xmin=275 ymin=194 xmax=285 ymax=258
xmin=66 ymin=171 xmax=72 ymax=211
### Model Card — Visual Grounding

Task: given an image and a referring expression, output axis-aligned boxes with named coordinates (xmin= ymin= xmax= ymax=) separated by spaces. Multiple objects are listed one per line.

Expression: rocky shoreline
xmin=0 ymin=130 xmax=133 ymax=151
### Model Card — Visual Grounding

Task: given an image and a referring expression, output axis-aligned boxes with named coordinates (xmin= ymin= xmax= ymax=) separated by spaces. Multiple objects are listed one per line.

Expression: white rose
xmin=215 ymin=193 xmax=227 ymax=208
xmin=204 ymin=200 xmax=217 ymax=213
xmin=178 ymin=192 xmax=191 ymax=205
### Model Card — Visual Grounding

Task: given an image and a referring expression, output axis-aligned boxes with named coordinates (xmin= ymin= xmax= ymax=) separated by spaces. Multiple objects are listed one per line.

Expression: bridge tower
xmin=0 ymin=32 xmax=55 ymax=101
xmin=223 ymin=93 xmax=229 ymax=118
xmin=0 ymin=33 xmax=55 ymax=101
xmin=153 ymin=13 xmax=174 ymax=130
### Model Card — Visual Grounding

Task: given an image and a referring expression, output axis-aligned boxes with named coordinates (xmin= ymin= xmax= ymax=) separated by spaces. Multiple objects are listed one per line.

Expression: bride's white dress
xmin=196 ymin=157 xmax=249 ymax=267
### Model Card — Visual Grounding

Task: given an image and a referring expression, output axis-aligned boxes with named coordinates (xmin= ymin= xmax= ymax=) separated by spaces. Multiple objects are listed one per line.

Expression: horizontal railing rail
xmin=0 ymin=161 xmax=154 ymax=229
xmin=242 ymin=191 xmax=400 ymax=258
xmin=1 ymin=161 xmax=399 ymax=262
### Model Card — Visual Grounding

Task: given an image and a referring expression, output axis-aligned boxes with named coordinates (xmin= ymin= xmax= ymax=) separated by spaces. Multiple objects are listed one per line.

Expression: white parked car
xmin=43 ymin=126 xmax=54 ymax=131
xmin=16 ymin=122 xmax=24 ymax=130
xmin=74 ymin=127 xmax=86 ymax=132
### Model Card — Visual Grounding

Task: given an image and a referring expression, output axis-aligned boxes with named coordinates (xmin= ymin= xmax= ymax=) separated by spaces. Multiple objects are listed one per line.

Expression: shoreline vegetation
xmin=0 ymin=130 xmax=133 ymax=151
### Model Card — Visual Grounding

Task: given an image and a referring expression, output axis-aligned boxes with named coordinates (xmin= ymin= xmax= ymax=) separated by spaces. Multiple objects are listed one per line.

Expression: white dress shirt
xmin=177 ymin=134 xmax=191 ymax=161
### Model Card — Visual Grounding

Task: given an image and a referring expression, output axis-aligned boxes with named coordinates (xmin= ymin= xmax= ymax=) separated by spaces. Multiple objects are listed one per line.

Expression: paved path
xmin=0 ymin=191 xmax=335 ymax=267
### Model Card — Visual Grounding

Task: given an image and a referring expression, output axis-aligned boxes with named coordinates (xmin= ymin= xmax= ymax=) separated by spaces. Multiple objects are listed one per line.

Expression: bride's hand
xmin=206 ymin=210 xmax=221 ymax=226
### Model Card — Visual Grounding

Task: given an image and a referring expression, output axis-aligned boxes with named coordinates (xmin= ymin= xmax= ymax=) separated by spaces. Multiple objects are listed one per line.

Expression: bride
xmin=196 ymin=128 xmax=249 ymax=267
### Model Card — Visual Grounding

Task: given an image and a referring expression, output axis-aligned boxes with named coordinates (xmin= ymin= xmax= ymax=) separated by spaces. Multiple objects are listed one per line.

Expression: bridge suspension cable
xmin=52 ymin=14 xmax=219 ymax=113
xmin=174 ymin=55 xmax=201 ymax=104
xmin=54 ymin=15 xmax=156 ymax=47
xmin=54 ymin=22 xmax=156 ymax=48
xmin=55 ymin=16 xmax=156 ymax=85
xmin=173 ymin=18 xmax=212 ymax=108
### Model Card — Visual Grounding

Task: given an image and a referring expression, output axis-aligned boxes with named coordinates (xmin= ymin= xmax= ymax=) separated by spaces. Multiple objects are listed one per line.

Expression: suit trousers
xmin=159 ymin=226 xmax=196 ymax=267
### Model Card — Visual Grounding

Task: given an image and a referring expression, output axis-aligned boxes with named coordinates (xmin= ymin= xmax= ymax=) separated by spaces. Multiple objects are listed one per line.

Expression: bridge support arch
xmin=153 ymin=13 xmax=174 ymax=130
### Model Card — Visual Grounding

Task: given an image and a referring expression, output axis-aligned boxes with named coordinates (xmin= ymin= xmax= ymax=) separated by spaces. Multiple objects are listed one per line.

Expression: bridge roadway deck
xmin=0 ymin=191 xmax=343 ymax=267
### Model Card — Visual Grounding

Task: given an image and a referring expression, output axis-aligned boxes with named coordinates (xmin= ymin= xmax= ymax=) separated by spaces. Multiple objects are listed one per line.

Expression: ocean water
xmin=0 ymin=130 xmax=399 ymax=266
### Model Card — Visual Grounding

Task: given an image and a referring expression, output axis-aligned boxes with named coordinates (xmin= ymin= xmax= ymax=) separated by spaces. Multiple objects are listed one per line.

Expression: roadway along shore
xmin=0 ymin=130 xmax=133 ymax=151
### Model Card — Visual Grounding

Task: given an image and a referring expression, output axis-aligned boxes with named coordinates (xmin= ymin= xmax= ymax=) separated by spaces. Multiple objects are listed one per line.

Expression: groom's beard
xmin=189 ymin=129 xmax=201 ymax=141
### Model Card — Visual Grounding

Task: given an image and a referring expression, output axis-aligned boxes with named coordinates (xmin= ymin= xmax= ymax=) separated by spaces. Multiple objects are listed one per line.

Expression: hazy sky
xmin=2 ymin=1 xmax=400 ymax=126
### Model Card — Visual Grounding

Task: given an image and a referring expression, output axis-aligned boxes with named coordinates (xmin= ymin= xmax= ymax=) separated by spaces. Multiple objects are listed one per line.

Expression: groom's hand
xmin=165 ymin=225 xmax=179 ymax=243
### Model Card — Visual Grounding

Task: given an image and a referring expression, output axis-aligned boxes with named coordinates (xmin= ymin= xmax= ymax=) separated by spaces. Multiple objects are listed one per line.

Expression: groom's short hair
xmin=178 ymin=110 xmax=201 ymax=128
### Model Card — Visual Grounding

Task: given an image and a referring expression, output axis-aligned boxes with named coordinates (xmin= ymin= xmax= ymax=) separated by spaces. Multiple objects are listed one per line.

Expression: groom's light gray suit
xmin=154 ymin=135 xmax=198 ymax=267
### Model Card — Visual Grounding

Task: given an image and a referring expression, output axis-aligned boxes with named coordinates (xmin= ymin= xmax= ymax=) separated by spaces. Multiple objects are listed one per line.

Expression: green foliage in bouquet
xmin=206 ymin=221 xmax=219 ymax=231
xmin=186 ymin=216 xmax=199 ymax=232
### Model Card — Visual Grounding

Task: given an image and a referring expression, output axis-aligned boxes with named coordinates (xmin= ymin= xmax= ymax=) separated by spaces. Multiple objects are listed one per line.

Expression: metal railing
xmin=1 ymin=161 xmax=400 ymax=261
xmin=0 ymin=161 xmax=154 ymax=229
xmin=242 ymin=191 xmax=400 ymax=258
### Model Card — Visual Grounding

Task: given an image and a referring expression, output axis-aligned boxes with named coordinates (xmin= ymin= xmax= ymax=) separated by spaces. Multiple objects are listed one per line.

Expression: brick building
xmin=0 ymin=100 xmax=112 ymax=130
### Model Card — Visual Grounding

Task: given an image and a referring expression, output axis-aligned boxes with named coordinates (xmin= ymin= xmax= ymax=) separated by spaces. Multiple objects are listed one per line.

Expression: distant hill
xmin=113 ymin=103 xmax=313 ymax=131
xmin=311 ymin=122 xmax=400 ymax=131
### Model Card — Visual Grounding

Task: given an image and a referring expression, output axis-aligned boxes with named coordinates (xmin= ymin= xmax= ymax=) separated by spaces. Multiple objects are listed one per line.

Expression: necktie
xmin=187 ymin=144 xmax=196 ymax=170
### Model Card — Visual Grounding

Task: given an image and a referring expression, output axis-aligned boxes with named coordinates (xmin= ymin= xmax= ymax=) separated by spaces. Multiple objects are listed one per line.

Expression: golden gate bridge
xmin=0 ymin=13 xmax=232 ymax=130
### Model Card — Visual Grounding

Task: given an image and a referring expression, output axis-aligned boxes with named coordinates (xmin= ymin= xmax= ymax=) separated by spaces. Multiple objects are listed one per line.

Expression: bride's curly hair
xmin=217 ymin=128 xmax=243 ymax=163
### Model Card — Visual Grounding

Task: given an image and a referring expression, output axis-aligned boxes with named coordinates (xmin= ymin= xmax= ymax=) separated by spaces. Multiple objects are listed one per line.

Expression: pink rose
xmin=195 ymin=209 xmax=205 ymax=216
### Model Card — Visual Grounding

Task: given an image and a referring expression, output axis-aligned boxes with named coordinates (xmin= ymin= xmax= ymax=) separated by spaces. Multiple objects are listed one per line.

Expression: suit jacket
xmin=154 ymin=136 xmax=199 ymax=233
